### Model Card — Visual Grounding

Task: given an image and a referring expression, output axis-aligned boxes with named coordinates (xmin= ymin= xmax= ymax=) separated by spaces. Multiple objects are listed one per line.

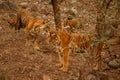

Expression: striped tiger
xmin=47 ymin=29 xmax=94 ymax=72
xmin=70 ymin=33 xmax=94 ymax=53
xmin=8 ymin=9 xmax=47 ymax=50
xmin=94 ymin=41 xmax=104 ymax=71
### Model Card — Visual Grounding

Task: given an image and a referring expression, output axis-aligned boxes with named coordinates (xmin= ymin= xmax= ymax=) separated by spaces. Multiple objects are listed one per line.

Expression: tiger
xmin=8 ymin=17 xmax=18 ymax=30
xmin=93 ymin=41 xmax=104 ymax=71
xmin=63 ymin=17 xmax=83 ymax=33
xmin=8 ymin=9 xmax=47 ymax=50
xmin=47 ymin=29 xmax=94 ymax=72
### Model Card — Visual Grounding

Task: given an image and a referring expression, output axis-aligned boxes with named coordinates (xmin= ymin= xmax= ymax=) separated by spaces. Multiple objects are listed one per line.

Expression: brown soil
xmin=0 ymin=0 xmax=120 ymax=80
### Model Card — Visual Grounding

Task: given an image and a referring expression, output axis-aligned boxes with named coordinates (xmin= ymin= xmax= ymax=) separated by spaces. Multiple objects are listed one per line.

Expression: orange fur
xmin=8 ymin=9 xmax=47 ymax=50
xmin=48 ymin=29 xmax=94 ymax=71
xmin=64 ymin=17 xmax=82 ymax=32
xmin=94 ymin=42 xmax=104 ymax=71
xmin=65 ymin=19 xmax=80 ymax=27
xmin=8 ymin=17 xmax=18 ymax=29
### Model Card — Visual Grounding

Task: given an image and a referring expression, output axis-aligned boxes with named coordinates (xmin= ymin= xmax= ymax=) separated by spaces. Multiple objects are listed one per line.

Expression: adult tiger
xmin=8 ymin=9 xmax=47 ymax=50
xmin=47 ymin=29 xmax=94 ymax=72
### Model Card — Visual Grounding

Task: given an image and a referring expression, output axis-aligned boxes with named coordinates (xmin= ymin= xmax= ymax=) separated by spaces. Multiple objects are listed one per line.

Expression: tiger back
xmin=69 ymin=33 xmax=94 ymax=53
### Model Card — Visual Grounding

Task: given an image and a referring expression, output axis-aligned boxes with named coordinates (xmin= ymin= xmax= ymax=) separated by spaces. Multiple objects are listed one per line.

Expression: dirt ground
xmin=0 ymin=0 xmax=120 ymax=80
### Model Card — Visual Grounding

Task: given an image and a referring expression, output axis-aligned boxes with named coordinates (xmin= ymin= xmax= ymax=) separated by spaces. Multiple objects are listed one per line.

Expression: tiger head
xmin=64 ymin=18 xmax=80 ymax=27
xmin=63 ymin=17 xmax=82 ymax=33
xmin=8 ymin=17 xmax=18 ymax=29
xmin=8 ymin=13 xmax=25 ymax=30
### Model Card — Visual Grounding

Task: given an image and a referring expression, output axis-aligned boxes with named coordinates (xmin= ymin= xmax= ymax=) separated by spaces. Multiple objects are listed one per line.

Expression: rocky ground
xmin=0 ymin=0 xmax=120 ymax=80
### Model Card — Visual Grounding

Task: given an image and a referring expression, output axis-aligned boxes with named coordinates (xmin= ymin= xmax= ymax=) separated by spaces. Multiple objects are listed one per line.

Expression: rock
xmin=116 ymin=54 xmax=120 ymax=59
xmin=101 ymin=51 xmax=110 ymax=59
xmin=71 ymin=0 xmax=77 ymax=3
xmin=119 ymin=69 xmax=120 ymax=73
xmin=107 ymin=38 xmax=120 ymax=45
xmin=71 ymin=7 xmax=78 ymax=14
xmin=0 ymin=1 xmax=18 ymax=12
xmin=99 ymin=72 xmax=108 ymax=80
xmin=0 ymin=26 xmax=2 ymax=30
xmin=108 ymin=59 xmax=120 ymax=69
xmin=30 ymin=4 xmax=38 ymax=12
xmin=69 ymin=78 xmax=74 ymax=80
xmin=86 ymin=72 xmax=109 ymax=80
xmin=102 ymin=63 xmax=110 ymax=71
xmin=0 ymin=69 xmax=5 ymax=80
xmin=108 ymin=77 xmax=116 ymax=80
xmin=86 ymin=74 xmax=97 ymax=80
xmin=69 ymin=77 xmax=78 ymax=80
xmin=43 ymin=74 xmax=51 ymax=80
xmin=19 ymin=2 xmax=28 ymax=9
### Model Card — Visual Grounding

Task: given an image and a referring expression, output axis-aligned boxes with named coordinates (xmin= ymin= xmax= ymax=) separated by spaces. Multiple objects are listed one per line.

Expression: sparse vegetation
xmin=0 ymin=0 xmax=120 ymax=80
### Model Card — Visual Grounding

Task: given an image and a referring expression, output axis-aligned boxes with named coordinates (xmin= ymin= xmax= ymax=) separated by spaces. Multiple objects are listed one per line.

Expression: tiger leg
xmin=55 ymin=46 xmax=63 ymax=67
xmin=33 ymin=36 xmax=40 ymax=50
xmin=25 ymin=19 xmax=35 ymax=47
xmin=25 ymin=31 xmax=31 ymax=46
xmin=94 ymin=50 xmax=102 ymax=71
xmin=57 ymin=51 xmax=63 ymax=67
xmin=94 ymin=42 xmax=103 ymax=71
xmin=61 ymin=47 xmax=69 ymax=72
xmin=94 ymin=60 xmax=102 ymax=71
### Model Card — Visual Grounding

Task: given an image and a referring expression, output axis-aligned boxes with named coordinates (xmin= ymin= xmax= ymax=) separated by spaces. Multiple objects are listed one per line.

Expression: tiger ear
xmin=67 ymin=17 xmax=72 ymax=20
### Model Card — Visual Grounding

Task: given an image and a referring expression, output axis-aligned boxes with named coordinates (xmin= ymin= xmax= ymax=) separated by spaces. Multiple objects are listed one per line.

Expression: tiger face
xmin=8 ymin=17 xmax=18 ymax=29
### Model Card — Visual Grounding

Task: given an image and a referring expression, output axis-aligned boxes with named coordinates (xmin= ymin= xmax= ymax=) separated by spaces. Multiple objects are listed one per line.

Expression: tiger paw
xmin=34 ymin=46 xmax=40 ymax=50
xmin=93 ymin=66 xmax=99 ymax=71
xmin=56 ymin=63 xmax=63 ymax=68
xmin=25 ymin=42 xmax=31 ymax=46
xmin=60 ymin=66 xmax=68 ymax=72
